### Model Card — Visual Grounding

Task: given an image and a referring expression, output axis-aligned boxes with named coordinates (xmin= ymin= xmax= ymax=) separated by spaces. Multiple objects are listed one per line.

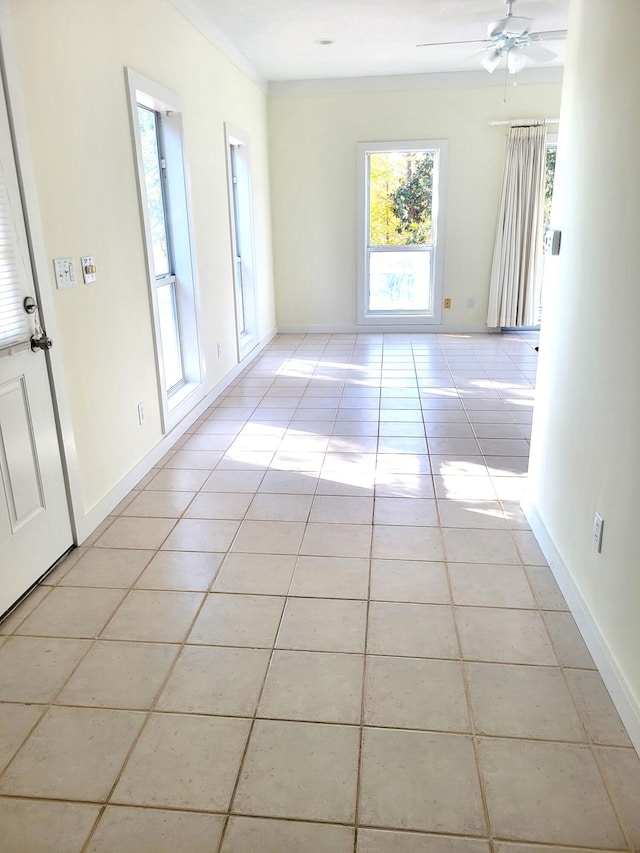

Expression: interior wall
xmin=528 ymin=0 xmax=640 ymax=716
xmin=268 ymin=81 xmax=561 ymax=331
xmin=8 ymin=0 xmax=275 ymax=514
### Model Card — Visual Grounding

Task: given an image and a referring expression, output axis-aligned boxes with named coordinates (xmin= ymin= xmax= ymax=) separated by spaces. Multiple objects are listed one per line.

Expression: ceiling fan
xmin=417 ymin=0 xmax=567 ymax=75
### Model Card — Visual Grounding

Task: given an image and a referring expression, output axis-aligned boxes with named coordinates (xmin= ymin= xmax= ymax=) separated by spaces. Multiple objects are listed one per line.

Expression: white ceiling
xmin=170 ymin=0 xmax=569 ymax=85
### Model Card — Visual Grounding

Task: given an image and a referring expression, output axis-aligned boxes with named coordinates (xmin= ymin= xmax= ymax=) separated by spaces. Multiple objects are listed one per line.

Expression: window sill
xmin=164 ymin=380 xmax=204 ymax=433
xmin=359 ymin=312 xmax=442 ymax=325
xmin=238 ymin=332 xmax=259 ymax=362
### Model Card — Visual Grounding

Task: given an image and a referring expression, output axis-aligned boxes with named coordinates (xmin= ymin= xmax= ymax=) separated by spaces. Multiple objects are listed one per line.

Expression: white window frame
xmin=126 ymin=68 xmax=204 ymax=432
xmin=537 ymin=132 xmax=559 ymax=326
xmin=224 ymin=124 xmax=259 ymax=362
xmin=357 ymin=139 xmax=448 ymax=326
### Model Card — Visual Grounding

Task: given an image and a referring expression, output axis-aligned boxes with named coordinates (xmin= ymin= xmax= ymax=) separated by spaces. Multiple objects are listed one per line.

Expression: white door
xmin=0 ymin=77 xmax=72 ymax=615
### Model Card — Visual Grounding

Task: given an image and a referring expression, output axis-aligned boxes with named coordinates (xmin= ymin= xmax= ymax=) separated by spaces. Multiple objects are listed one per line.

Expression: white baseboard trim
xmin=523 ymin=499 xmax=640 ymax=756
xmin=82 ymin=327 xmax=277 ymax=538
xmin=277 ymin=323 xmax=498 ymax=335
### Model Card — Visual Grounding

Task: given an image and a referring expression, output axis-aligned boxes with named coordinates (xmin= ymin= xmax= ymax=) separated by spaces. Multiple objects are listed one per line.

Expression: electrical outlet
xmin=137 ymin=403 xmax=145 ymax=425
xmin=444 ymin=298 xmax=451 ymax=309
xmin=593 ymin=512 xmax=604 ymax=553
xmin=466 ymin=297 xmax=475 ymax=309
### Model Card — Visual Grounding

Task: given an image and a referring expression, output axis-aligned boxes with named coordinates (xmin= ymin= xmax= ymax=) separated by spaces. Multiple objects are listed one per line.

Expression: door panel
xmin=0 ymin=375 xmax=45 ymax=530
xmin=0 ymin=66 xmax=72 ymax=615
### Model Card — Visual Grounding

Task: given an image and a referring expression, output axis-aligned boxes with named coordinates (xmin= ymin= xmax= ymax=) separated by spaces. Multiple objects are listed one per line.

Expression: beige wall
xmin=529 ymin=0 xmax=640 ymax=714
xmin=268 ymin=81 xmax=562 ymax=330
xmin=9 ymin=0 xmax=275 ymax=513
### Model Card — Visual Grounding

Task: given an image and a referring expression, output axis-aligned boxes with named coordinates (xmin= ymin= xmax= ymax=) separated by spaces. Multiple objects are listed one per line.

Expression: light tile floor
xmin=1 ymin=332 xmax=639 ymax=852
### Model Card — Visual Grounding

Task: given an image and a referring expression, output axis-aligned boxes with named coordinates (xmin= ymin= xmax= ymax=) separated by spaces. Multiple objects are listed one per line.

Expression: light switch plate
xmin=54 ymin=258 xmax=76 ymax=289
xmin=593 ymin=511 xmax=604 ymax=553
xmin=81 ymin=256 xmax=97 ymax=284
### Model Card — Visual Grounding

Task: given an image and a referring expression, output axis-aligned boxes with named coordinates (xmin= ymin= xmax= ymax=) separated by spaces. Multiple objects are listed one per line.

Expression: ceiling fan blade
xmin=416 ymin=38 xmax=492 ymax=48
xmin=523 ymin=42 xmax=557 ymax=61
xmin=489 ymin=15 xmax=533 ymax=39
xmin=529 ymin=29 xmax=568 ymax=41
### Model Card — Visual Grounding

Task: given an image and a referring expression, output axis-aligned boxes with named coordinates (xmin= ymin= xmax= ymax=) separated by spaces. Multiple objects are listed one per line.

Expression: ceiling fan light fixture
xmin=481 ymin=48 xmax=502 ymax=73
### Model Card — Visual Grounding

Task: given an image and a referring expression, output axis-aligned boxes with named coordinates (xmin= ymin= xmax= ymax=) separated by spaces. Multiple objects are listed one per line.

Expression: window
xmin=538 ymin=133 xmax=558 ymax=325
xmin=544 ymin=135 xmax=558 ymax=232
xmin=127 ymin=70 xmax=202 ymax=431
xmin=358 ymin=140 xmax=447 ymax=325
xmin=225 ymin=125 xmax=258 ymax=361
xmin=0 ymin=162 xmax=31 ymax=350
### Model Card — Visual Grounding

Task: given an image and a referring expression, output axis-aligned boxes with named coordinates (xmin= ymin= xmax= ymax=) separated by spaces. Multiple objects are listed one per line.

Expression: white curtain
xmin=486 ymin=121 xmax=547 ymax=328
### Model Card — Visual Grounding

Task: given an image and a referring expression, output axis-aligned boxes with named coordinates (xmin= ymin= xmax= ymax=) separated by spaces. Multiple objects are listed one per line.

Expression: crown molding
xmin=168 ymin=0 xmax=267 ymax=92
xmin=269 ymin=66 xmax=563 ymax=97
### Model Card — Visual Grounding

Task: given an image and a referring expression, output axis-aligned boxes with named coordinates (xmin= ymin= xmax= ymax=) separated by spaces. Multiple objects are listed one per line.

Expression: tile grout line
xmin=515 ymin=528 xmax=634 ymax=850
xmin=78 ymin=543 xmax=229 ymax=852
xmin=446 ymin=557 xmax=496 ymax=851
xmin=535 ymin=583 xmax=635 ymax=852
xmin=217 ymin=516 xmax=312 ymax=853
xmin=352 ymin=503 xmax=374 ymax=852
xmin=0 ymin=550 xmax=159 ymax=794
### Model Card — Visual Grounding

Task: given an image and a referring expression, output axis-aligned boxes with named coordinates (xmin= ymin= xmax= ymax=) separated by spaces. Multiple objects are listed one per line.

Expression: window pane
xmin=368 ymin=250 xmax=432 ymax=312
xmin=544 ymin=146 xmax=557 ymax=230
xmin=369 ymin=151 xmax=434 ymax=247
xmin=0 ymin=176 xmax=31 ymax=348
xmin=157 ymin=282 xmax=183 ymax=391
xmin=235 ymin=258 xmax=246 ymax=335
xmin=137 ymin=106 xmax=171 ymax=277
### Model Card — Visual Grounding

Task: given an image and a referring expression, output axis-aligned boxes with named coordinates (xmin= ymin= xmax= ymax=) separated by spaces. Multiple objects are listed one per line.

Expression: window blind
xmin=0 ymin=161 xmax=30 ymax=349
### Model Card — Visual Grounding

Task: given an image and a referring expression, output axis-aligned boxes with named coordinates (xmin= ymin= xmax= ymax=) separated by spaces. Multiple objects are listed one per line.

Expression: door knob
xmin=24 ymin=297 xmax=52 ymax=351
xmin=30 ymin=334 xmax=53 ymax=352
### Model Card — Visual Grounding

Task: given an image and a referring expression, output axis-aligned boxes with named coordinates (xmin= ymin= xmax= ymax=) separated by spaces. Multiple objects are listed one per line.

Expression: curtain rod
xmin=489 ymin=118 xmax=560 ymax=126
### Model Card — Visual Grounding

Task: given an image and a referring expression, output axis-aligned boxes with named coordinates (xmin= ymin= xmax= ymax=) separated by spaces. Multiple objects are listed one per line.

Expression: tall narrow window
xmin=226 ymin=125 xmax=258 ymax=361
xmin=544 ymin=136 xmax=558 ymax=232
xmin=230 ymin=145 xmax=247 ymax=336
xmin=358 ymin=140 xmax=447 ymax=325
xmin=538 ymin=134 xmax=558 ymax=324
xmin=127 ymin=70 xmax=202 ymax=431
xmin=137 ymin=106 xmax=183 ymax=392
